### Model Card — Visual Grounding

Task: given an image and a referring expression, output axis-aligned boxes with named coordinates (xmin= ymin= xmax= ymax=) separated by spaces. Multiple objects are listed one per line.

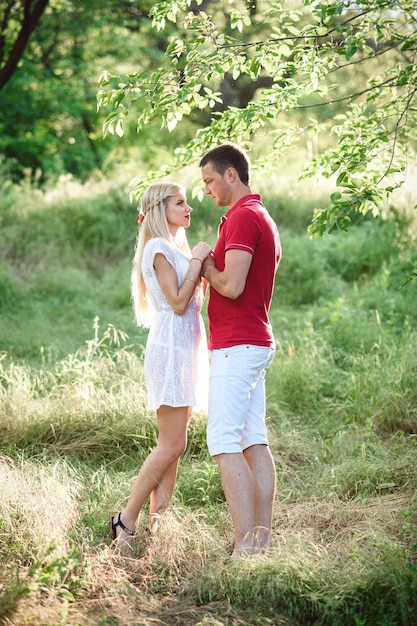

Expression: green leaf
xmin=400 ymin=271 xmax=417 ymax=287
xmin=336 ymin=171 xmax=347 ymax=185
xmin=115 ymin=119 xmax=124 ymax=137
xmin=345 ymin=41 xmax=357 ymax=61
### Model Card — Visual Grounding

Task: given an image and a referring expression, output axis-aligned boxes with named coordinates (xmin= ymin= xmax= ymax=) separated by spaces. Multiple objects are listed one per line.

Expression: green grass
xmin=0 ymin=171 xmax=416 ymax=625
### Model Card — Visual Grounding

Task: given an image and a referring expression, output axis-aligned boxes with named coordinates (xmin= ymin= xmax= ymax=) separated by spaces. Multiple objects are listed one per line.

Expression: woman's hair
xmin=131 ymin=181 xmax=191 ymax=327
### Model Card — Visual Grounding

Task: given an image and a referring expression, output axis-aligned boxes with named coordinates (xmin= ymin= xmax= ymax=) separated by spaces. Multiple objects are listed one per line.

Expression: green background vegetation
xmin=1 ymin=161 xmax=416 ymax=625
xmin=1 ymin=1 xmax=416 ymax=624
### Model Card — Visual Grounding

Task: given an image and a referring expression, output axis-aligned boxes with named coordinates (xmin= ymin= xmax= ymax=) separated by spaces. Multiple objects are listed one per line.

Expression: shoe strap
xmin=116 ymin=512 xmax=135 ymax=536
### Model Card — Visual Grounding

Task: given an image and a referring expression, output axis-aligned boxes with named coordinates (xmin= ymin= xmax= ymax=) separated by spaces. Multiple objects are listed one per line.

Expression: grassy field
xmin=0 ymin=167 xmax=416 ymax=625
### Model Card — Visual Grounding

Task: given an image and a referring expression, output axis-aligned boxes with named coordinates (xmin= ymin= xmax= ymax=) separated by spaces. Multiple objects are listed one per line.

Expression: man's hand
xmin=201 ymin=253 xmax=216 ymax=279
xmin=202 ymin=249 xmax=252 ymax=299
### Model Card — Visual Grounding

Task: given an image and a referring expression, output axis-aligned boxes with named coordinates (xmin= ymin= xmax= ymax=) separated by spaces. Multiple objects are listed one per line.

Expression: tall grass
xmin=0 ymin=168 xmax=416 ymax=625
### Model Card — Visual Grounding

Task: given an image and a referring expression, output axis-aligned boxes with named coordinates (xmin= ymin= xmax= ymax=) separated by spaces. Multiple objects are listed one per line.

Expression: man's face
xmin=201 ymin=161 xmax=232 ymax=207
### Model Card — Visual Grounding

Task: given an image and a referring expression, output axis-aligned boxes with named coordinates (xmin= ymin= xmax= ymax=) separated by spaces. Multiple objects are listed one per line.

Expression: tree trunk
xmin=0 ymin=0 xmax=50 ymax=91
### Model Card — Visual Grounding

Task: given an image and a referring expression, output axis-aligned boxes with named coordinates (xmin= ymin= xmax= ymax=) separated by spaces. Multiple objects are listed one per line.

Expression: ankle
xmin=120 ymin=509 xmax=137 ymax=531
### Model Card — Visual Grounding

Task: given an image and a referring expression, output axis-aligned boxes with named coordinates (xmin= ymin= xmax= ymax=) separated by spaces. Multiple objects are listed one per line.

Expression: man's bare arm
xmin=202 ymin=249 xmax=252 ymax=300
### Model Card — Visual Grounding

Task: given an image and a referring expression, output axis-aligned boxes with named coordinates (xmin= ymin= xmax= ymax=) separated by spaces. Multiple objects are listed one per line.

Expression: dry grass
xmin=274 ymin=492 xmax=416 ymax=553
xmin=1 ymin=352 xmax=416 ymax=624
xmin=1 ymin=481 xmax=415 ymax=625
xmin=0 ymin=456 xmax=82 ymax=559
xmin=0 ymin=271 xmax=416 ymax=625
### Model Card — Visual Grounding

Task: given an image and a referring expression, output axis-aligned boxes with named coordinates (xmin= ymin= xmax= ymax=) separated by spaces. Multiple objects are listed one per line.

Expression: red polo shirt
xmin=208 ymin=194 xmax=281 ymax=350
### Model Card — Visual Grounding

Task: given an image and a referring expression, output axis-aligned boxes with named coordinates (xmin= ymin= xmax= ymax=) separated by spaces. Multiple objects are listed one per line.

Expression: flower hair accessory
xmin=138 ymin=213 xmax=145 ymax=224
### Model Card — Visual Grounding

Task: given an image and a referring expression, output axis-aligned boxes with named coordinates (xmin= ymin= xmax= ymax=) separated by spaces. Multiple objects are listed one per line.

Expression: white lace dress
xmin=142 ymin=237 xmax=209 ymax=411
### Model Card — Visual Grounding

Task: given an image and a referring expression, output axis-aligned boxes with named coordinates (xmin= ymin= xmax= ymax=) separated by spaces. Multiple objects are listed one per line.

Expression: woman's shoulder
xmin=144 ymin=237 xmax=176 ymax=262
xmin=145 ymin=237 xmax=172 ymax=253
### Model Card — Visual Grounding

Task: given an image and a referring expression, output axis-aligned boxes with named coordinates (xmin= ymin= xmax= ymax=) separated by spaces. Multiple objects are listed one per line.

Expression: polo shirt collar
xmin=219 ymin=194 xmax=262 ymax=226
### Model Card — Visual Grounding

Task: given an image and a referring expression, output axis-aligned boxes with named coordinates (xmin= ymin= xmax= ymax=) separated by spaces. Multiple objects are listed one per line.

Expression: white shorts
xmin=207 ymin=344 xmax=276 ymax=456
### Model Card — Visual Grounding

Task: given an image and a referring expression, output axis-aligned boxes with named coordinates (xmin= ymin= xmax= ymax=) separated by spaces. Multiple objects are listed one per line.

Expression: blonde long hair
xmin=131 ymin=182 xmax=191 ymax=327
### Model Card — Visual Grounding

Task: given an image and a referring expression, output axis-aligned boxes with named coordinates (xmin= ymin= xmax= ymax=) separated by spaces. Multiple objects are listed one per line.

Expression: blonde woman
xmin=110 ymin=182 xmax=211 ymax=553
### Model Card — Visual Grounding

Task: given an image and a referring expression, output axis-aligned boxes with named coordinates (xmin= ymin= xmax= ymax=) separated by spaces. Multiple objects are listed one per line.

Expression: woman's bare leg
xmin=112 ymin=405 xmax=190 ymax=551
xmin=149 ymin=406 xmax=192 ymax=521
xmin=149 ymin=459 xmax=178 ymax=512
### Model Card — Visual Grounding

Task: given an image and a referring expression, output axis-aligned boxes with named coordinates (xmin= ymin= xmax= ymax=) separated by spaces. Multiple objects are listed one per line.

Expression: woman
xmin=110 ymin=182 xmax=211 ymax=553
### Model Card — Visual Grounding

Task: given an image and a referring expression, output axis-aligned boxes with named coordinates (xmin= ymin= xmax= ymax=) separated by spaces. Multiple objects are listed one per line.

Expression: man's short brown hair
xmin=200 ymin=143 xmax=250 ymax=185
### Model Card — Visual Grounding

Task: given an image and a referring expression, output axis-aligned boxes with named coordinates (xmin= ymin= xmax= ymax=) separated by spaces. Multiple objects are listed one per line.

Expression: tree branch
xmin=0 ymin=0 xmax=49 ymax=91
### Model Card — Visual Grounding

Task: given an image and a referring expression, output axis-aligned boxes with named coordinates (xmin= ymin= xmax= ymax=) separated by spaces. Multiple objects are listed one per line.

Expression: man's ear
xmin=225 ymin=167 xmax=238 ymax=182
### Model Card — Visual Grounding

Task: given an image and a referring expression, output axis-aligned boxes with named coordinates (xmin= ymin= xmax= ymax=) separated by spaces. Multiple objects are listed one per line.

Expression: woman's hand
xmin=191 ymin=242 xmax=212 ymax=263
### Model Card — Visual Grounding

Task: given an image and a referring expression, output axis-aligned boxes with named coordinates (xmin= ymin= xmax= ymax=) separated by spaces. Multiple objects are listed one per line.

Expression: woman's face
xmin=165 ymin=191 xmax=193 ymax=235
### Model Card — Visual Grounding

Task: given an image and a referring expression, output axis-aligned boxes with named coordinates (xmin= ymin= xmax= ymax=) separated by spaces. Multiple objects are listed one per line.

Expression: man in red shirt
xmin=200 ymin=143 xmax=281 ymax=558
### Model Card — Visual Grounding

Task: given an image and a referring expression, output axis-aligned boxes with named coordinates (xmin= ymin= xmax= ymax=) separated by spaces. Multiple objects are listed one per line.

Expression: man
xmin=200 ymin=143 xmax=282 ymax=558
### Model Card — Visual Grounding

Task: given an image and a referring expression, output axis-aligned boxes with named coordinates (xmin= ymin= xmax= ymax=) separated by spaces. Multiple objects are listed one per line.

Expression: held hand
xmin=191 ymin=241 xmax=212 ymax=263
xmin=201 ymin=252 xmax=216 ymax=278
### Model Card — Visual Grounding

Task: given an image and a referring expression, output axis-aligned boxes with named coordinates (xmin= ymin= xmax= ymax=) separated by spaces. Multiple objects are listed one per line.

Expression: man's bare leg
xmin=243 ymin=444 xmax=276 ymax=550
xmin=214 ymin=451 xmax=257 ymax=557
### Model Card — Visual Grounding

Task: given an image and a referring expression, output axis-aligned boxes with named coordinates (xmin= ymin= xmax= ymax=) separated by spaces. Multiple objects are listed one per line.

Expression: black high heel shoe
xmin=110 ymin=512 xmax=135 ymax=546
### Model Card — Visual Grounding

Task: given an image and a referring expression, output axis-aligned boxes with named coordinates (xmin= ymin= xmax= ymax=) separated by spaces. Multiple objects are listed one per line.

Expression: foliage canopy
xmin=98 ymin=0 xmax=417 ymax=238
xmin=0 ymin=0 xmax=160 ymax=181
